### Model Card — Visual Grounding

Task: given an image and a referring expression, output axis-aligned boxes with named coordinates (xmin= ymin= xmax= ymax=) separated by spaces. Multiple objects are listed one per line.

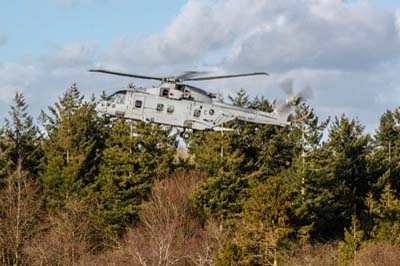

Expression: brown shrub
xmin=78 ymin=171 xmax=225 ymax=266
xmin=353 ymin=241 xmax=400 ymax=266
xmin=25 ymin=197 xmax=99 ymax=266
xmin=283 ymin=241 xmax=339 ymax=266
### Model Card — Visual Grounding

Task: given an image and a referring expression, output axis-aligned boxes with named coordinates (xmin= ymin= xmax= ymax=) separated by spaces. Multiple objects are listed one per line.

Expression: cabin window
xmin=209 ymin=109 xmax=215 ymax=115
xmin=167 ymin=105 xmax=174 ymax=113
xmin=135 ymin=100 xmax=142 ymax=108
xmin=194 ymin=109 xmax=201 ymax=118
xmin=161 ymin=88 xmax=169 ymax=97
xmin=156 ymin=103 xmax=164 ymax=112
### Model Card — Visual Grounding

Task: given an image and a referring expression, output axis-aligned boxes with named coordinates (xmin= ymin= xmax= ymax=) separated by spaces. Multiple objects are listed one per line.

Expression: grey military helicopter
xmin=91 ymin=69 xmax=304 ymax=139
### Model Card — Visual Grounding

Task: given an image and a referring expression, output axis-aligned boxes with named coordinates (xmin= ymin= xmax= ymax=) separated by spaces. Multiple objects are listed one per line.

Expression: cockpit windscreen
xmin=107 ymin=91 xmax=127 ymax=104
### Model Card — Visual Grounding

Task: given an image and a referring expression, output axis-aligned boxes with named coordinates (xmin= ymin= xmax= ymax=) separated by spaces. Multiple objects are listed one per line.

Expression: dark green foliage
xmin=367 ymin=184 xmax=400 ymax=242
xmin=0 ymin=92 xmax=42 ymax=183
xmin=40 ymin=84 xmax=104 ymax=207
xmin=216 ymin=176 xmax=294 ymax=266
xmin=371 ymin=109 xmax=400 ymax=194
xmin=194 ymin=172 xmax=250 ymax=219
xmin=301 ymin=115 xmax=371 ymax=238
xmin=190 ymin=91 xmax=274 ymax=219
xmin=89 ymin=120 xmax=177 ymax=237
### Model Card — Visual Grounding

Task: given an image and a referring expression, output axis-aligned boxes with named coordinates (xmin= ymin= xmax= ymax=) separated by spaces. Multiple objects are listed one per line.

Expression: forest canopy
xmin=1 ymin=85 xmax=400 ymax=266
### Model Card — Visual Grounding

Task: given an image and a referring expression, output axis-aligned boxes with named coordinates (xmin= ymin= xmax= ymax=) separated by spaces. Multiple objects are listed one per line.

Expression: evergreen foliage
xmin=40 ymin=84 xmax=104 ymax=207
xmin=216 ymin=176 xmax=293 ymax=266
xmin=0 ymin=92 xmax=42 ymax=184
xmin=89 ymin=119 xmax=177 ymax=237
xmin=369 ymin=184 xmax=400 ymax=242
xmin=338 ymin=215 xmax=364 ymax=266
xmin=371 ymin=109 xmax=400 ymax=193
xmin=302 ymin=115 xmax=371 ymax=238
xmin=1 ymin=87 xmax=400 ymax=265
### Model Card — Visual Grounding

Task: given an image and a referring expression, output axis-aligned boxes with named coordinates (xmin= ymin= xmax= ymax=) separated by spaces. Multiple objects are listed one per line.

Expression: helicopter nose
xmin=95 ymin=101 xmax=107 ymax=113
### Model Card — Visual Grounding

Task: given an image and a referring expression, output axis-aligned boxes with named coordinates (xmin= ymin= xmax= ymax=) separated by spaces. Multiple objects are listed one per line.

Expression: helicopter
xmin=90 ymin=69 xmax=304 ymax=139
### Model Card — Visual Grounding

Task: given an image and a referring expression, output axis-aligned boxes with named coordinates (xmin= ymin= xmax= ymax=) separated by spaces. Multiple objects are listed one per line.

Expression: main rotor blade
xmin=89 ymin=69 xmax=163 ymax=81
xmin=185 ymin=72 xmax=269 ymax=81
xmin=176 ymin=71 xmax=210 ymax=81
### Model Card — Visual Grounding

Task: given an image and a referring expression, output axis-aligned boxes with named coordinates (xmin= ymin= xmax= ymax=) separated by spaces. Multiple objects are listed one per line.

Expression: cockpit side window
xmin=116 ymin=93 xmax=126 ymax=104
xmin=107 ymin=91 xmax=127 ymax=104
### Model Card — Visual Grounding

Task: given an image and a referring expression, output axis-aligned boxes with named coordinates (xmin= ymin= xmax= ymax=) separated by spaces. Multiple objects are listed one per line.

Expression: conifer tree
xmin=370 ymin=183 xmax=400 ymax=242
xmin=40 ymin=84 xmax=104 ymax=207
xmin=338 ymin=214 xmax=364 ymax=266
xmin=371 ymin=109 xmax=400 ymax=193
xmin=216 ymin=176 xmax=294 ymax=266
xmin=307 ymin=115 xmax=371 ymax=237
xmin=191 ymin=90 xmax=268 ymax=219
xmin=0 ymin=92 xmax=41 ymax=181
xmin=285 ymin=104 xmax=329 ymax=239
xmin=89 ymin=119 xmax=177 ymax=237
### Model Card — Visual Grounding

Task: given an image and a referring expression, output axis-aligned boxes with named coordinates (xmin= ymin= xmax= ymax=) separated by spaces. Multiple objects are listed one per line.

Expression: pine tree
xmin=216 ymin=176 xmax=294 ymax=266
xmin=285 ymin=104 xmax=329 ymax=239
xmin=40 ymin=84 xmax=104 ymax=207
xmin=370 ymin=183 xmax=400 ymax=242
xmin=371 ymin=109 xmax=400 ymax=194
xmin=89 ymin=119 xmax=177 ymax=238
xmin=338 ymin=214 xmax=364 ymax=266
xmin=191 ymin=91 xmax=269 ymax=219
xmin=304 ymin=115 xmax=371 ymax=238
xmin=0 ymin=92 xmax=41 ymax=182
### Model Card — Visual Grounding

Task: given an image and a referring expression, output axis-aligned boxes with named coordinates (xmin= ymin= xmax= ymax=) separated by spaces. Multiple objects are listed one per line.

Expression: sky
xmin=1 ymin=0 xmax=400 ymax=133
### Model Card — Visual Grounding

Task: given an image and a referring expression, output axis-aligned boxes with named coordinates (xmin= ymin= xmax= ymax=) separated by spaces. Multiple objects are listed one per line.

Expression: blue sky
xmin=1 ymin=0 xmax=396 ymax=60
xmin=0 ymin=1 xmax=187 ymax=60
xmin=1 ymin=0 xmax=400 ymax=132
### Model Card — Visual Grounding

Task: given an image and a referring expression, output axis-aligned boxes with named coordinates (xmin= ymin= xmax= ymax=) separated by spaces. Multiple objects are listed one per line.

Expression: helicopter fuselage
xmin=96 ymin=84 xmax=290 ymax=131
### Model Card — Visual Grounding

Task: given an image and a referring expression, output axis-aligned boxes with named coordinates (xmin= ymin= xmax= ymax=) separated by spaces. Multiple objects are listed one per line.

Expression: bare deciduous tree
xmin=78 ymin=171 xmax=225 ymax=266
xmin=0 ymin=159 xmax=39 ymax=266
xmin=25 ymin=197 xmax=98 ymax=266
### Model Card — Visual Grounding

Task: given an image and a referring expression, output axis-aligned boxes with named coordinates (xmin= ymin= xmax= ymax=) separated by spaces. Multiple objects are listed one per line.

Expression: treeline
xmin=0 ymin=85 xmax=400 ymax=265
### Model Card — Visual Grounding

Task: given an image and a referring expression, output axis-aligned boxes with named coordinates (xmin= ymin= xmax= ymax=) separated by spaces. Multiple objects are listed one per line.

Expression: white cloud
xmin=2 ymin=0 xmax=400 ymax=134
xmin=103 ymin=0 xmax=400 ymax=73
xmin=46 ymin=43 xmax=97 ymax=68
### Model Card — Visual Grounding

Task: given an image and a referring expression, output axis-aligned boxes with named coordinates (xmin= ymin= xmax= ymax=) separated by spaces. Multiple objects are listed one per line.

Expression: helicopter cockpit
xmin=106 ymin=90 xmax=127 ymax=105
xmin=96 ymin=90 xmax=127 ymax=116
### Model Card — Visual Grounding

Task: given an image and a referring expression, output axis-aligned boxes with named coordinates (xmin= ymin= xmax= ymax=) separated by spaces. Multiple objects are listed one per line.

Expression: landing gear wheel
xmin=181 ymin=131 xmax=191 ymax=139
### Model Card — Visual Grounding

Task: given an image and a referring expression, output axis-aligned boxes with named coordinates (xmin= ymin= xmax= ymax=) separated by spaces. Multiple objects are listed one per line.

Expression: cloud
xmin=103 ymin=0 xmax=400 ymax=73
xmin=1 ymin=0 xmax=400 ymax=135
xmin=98 ymin=0 xmax=399 ymax=133
xmin=0 ymin=35 xmax=8 ymax=46
xmin=46 ymin=42 xmax=97 ymax=68
xmin=0 ymin=43 xmax=101 ymax=121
